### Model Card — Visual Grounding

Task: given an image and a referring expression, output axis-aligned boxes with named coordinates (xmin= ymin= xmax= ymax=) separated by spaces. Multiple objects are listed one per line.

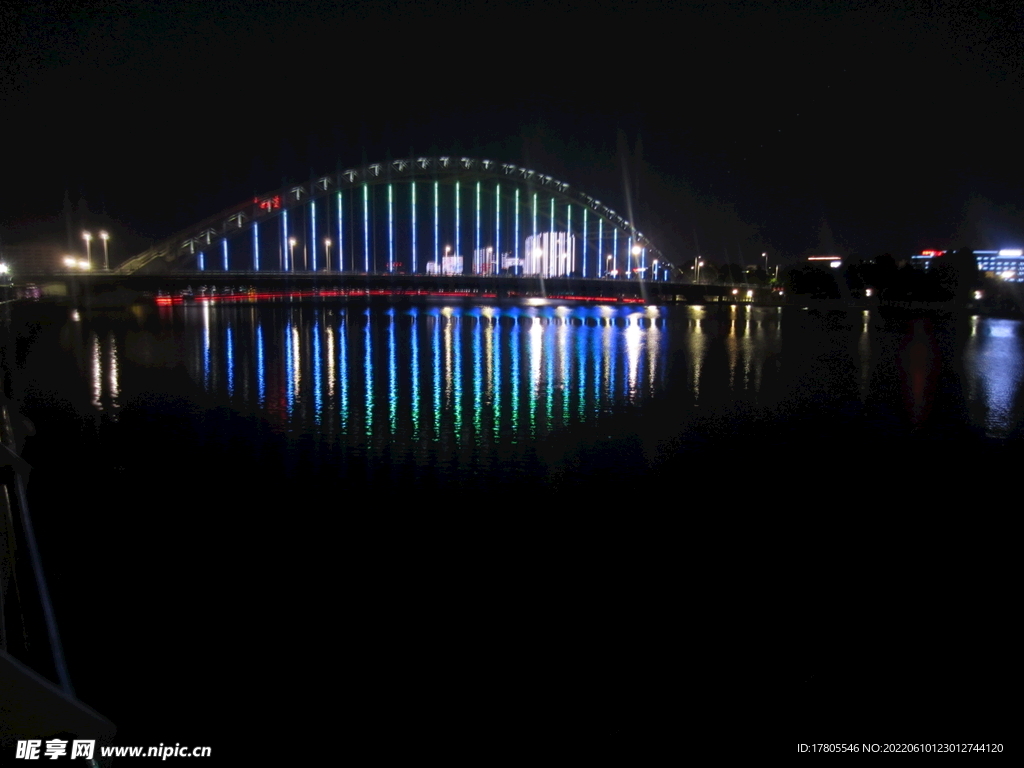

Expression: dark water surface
xmin=7 ymin=300 xmax=1020 ymax=756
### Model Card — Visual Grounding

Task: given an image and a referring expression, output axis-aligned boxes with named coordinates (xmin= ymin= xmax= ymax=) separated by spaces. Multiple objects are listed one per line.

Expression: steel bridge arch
xmin=115 ymin=157 xmax=667 ymax=276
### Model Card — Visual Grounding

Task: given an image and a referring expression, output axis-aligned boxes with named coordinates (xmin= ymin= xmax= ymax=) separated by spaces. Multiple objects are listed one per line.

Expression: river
xmin=4 ymin=299 xmax=1019 ymax=755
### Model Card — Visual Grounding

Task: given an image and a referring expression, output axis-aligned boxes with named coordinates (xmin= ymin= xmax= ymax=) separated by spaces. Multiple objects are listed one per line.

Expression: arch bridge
xmin=115 ymin=157 xmax=673 ymax=281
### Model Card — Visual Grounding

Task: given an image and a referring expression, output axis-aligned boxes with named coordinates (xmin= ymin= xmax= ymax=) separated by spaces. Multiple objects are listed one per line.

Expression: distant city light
xmin=998 ymin=249 xmax=1023 ymax=257
xmin=830 ymin=261 xmax=842 ymax=268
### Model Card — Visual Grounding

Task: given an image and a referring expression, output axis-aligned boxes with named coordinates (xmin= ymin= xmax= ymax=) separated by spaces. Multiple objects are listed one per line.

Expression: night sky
xmin=3 ymin=0 xmax=1024 ymax=267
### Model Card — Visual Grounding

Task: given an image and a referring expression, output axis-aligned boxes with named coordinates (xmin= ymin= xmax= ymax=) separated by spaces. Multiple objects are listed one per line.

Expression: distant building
xmin=473 ymin=248 xmax=497 ymax=275
xmin=911 ymin=250 xmax=1024 ymax=282
xmin=524 ymin=232 xmax=575 ymax=277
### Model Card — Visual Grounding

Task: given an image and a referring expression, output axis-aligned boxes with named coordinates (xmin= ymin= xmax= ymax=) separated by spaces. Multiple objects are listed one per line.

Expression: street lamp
xmin=324 ymin=238 xmax=332 ymax=272
xmin=288 ymin=238 xmax=297 ymax=271
xmin=82 ymin=231 xmax=93 ymax=269
xmin=631 ymin=244 xmax=642 ymax=279
xmin=762 ymin=251 xmax=768 ymax=275
xmin=100 ymin=231 xmax=110 ymax=270
xmin=694 ymin=257 xmax=704 ymax=284
xmin=652 ymin=259 xmax=659 ymax=282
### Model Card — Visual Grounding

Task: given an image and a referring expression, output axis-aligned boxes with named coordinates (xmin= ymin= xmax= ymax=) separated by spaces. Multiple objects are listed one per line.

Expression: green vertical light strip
xmin=582 ymin=208 xmax=587 ymax=277
xmin=532 ymin=192 xmax=537 ymax=273
xmin=514 ymin=188 xmax=520 ymax=272
xmin=388 ymin=183 xmax=394 ymax=273
xmin=337 ymin=191 xmax=343 ymax=272
xmin=549 ymin=198 xmax=555 ymax=278
xmin=567 ymin=204 xmax=572 ymax=275
xmin=362 ymin=183 xmax=369 ymax=272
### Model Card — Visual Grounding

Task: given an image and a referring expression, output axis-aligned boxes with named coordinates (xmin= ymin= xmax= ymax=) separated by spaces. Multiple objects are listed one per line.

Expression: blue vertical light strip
xmin=613 ymin=229 xmax=618 ymax=278
xmin=226 ymin=325 xmax=234 ymax=395
xmin=492 ymin=317 xmax=500 ymax=440
xmin=546 ymin=320 xmax=554 ymax=425
xmin=473 ymin=315 xmax=482 ymax=436
xmin=453 ymin=312 xmax=462 ymax=439
xmin=256 ymin=322 xmax=265 ymax=405
xmin=310 ymin=201 xmax=317 ymax=271
xmin=641 ymin=247 xmax=646 ymax=279
xmin=253 ymin=222 xmax=260 ymax=271
xmin=411 ymin=182 xmax=417 ymax=274
xmin=313 ymin=314 xmax=322 ymax=424
xmin=388 ymin=184 xmax=394 ymax=273
xmin=362 ymin=184 xmax=370 ymax=273
xmin=339 ymin=315 xmax=349 ymax=430
xmin=364 ymin=309 xmax=373 ymax=435
xmin=201 ymin=307 xmax=210 ymax=388
xmin=510 ymin=315 xmax=520 ymax=436
xmin=577 ymin=319 xmax=587 ymax=419
xmin=387 ymin=309 xmax=396 ymax=433
xmin=431 ymin=314 xmax=441 ymax=439
xmin=198 ymin=251 xmax=205 ymax=271
xmin=285 ymin=318 xmax=294 ymax=416
xmin=582 ymin=208 xmax=587 ymax=277
xmin=410 ymin=311 xmax=420 ymax=438
xmin=282 ymin=209 xmax=289 ymax=271
xmin=560 ymin=319 xmax=569 ymax=423
xmin=514 ymin=188 xmax=520 ymax=273
xmin=455 ymin=181 xmax=461 ymax=271
xmin=434 ymin=181 xmax=439 ymax=269
xmin=337 ymin=191 xmax=343 ymax=272
xmin=221 ymin=238 xmax=228 ymax=271
xmin=475 ymin=181 xmax=481 ymax=274
xmin=495 ymin=183 xmax=500 ymax=274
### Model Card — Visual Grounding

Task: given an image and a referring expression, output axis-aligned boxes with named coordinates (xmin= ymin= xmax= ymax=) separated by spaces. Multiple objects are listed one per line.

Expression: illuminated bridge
xmin=115 ymin=157 xmax=671 ymax=280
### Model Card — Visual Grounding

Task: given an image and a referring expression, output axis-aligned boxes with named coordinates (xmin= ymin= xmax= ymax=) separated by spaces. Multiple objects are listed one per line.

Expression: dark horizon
xmin=3 ymin=1 xmax=1023 ymax=265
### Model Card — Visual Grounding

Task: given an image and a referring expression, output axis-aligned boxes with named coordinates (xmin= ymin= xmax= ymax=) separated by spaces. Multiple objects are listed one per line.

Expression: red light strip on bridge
xmin=155 ymin=290 xmax=643 ymax=305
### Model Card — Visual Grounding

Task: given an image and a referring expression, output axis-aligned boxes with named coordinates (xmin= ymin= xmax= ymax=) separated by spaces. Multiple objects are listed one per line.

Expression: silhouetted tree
xmin=784 ymin=265 xmax=840 ymax=299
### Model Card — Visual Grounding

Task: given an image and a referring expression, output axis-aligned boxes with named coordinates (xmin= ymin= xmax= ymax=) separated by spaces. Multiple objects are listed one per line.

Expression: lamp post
xmin=694 ymin=257 xmax=704 ymax=285
xmin=324 ymin=238 xmax=332 ymax=272
xmin=99 ymin=231 xmax=110 ymax=270
xmin=288 ymin=238 xmax=297 ymax=271
xmin=631 ymin=244 xmax=642 ymax=279
xmin=762 ymin=251 xmax=768 ymax=275
xmin=82 ymin=231 xmax=93 ymax=269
